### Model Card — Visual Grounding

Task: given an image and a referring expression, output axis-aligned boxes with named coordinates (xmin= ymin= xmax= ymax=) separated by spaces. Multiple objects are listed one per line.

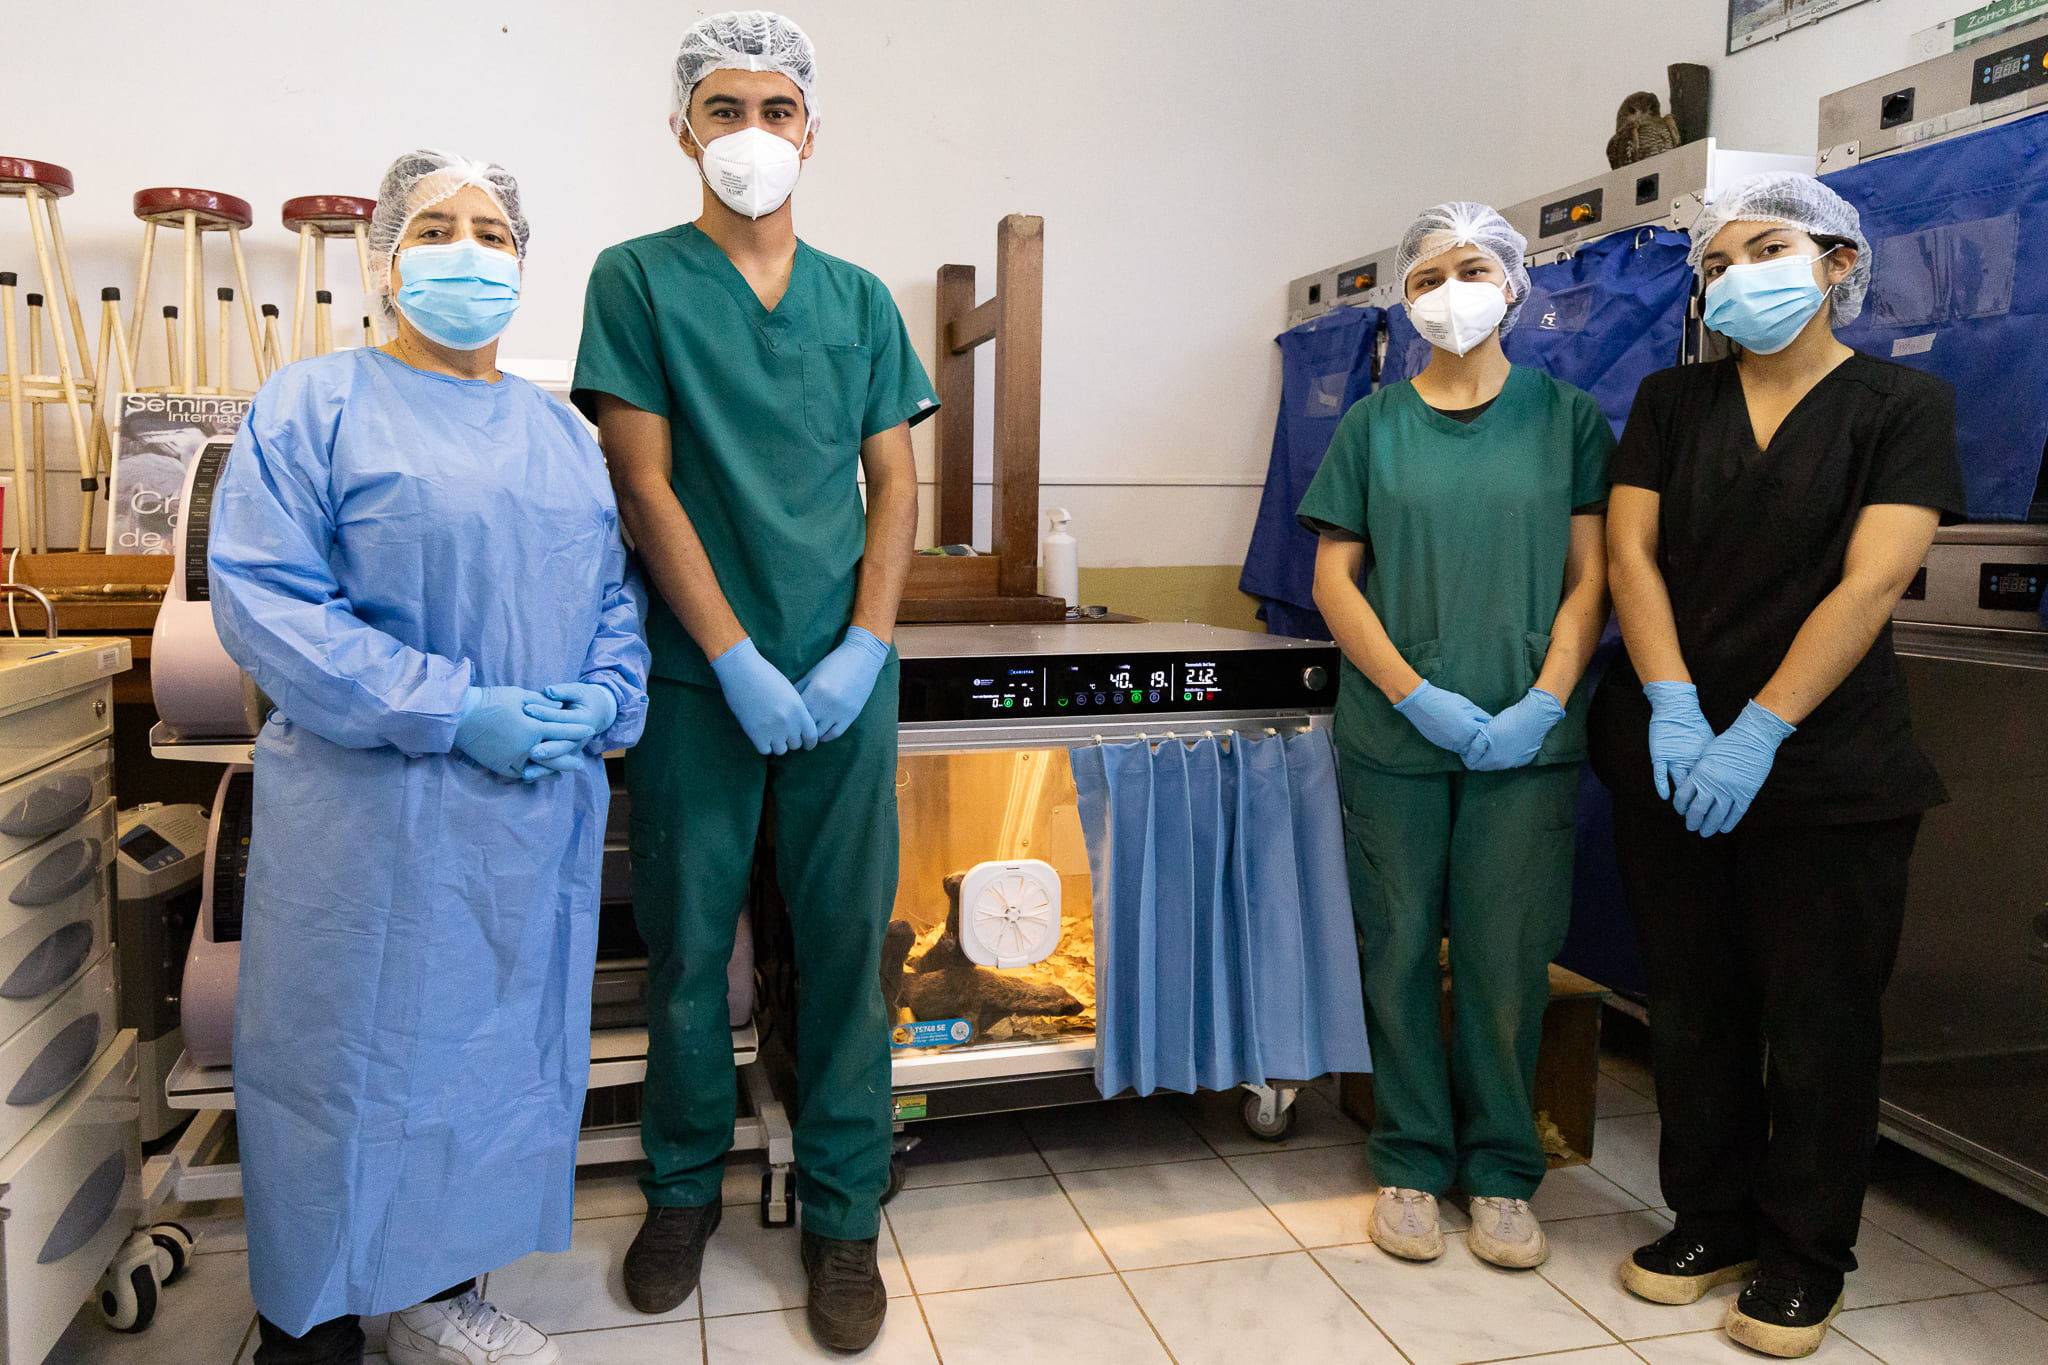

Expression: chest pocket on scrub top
xmin=801 ymin=341 xmax=867 ymax=448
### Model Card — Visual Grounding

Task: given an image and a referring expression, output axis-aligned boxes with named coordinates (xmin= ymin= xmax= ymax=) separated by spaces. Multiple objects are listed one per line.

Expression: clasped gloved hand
xmin=1392 ymin=680 xmax=1494 ymax=765
xmin=454 ymin=686 xmax=598 ymax=781
xmin=797 ymin=627 xmax=890 ymax=743
xmin=521 ymin=683 xmax=619 ymax=774
xmin=1643 ymin=679 xmax=1716 ymax=800
xmin=1463 ymin=686 xmax=1565 ymax=771
xmin=1672 ymin=699 xmax=1795 ymax=837
xmin=710 ymin=637 xmax=819 ymax=756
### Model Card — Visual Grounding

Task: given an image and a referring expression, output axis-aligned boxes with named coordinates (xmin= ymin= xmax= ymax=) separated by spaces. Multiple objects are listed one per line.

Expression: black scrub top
xmin=1588 ymin=353 xmax=1966 ymax=826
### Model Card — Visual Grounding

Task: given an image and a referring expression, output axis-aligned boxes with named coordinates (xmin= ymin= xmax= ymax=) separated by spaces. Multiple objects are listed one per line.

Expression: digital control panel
xmin=901 ymin=648 xmax=1339 ymax=723
xmin=1539 ymin=187 xmax=1603 ymax=237
xmin=1335 ymin=264 xmax=1377 ymax=300
xmin=1972 ymin=31 xmax=2048 ymax=105
xmin=1980 ymin=562 xmax=2046 ymax=613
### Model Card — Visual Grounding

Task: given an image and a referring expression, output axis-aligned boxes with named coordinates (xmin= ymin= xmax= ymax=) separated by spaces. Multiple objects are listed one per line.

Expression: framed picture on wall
xmin=1728 ymin=0 xmax=1877 ymax=54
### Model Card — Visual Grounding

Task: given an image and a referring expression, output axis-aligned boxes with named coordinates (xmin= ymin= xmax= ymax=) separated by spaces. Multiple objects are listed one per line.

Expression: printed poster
xmin=105 ymin=393 xmax=251 ymax=554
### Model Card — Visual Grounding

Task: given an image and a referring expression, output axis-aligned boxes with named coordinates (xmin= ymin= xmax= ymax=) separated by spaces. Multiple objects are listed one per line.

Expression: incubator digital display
xmin=1058 ymin=660 xmax=1175 ymax=710
xmin=1978 ymin=563 xmax=2046 ymax=612
xmin=1335 ymin=265 xmax=1377 ymax=299
xmin=1973 ymin=34 xmax=2048 ymax=104
xmin=1539 ymin=187 xmax=1602 ymax=238
xmin=965 ymin=666 xmax=1046 ymax=715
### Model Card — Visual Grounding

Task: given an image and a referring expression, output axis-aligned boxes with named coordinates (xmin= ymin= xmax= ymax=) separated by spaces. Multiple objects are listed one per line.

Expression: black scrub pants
xmin=1610 ymin=798 xmax=1920 ymax=1293
xmin=254 ymin=1281 xmax=473 ymax=1364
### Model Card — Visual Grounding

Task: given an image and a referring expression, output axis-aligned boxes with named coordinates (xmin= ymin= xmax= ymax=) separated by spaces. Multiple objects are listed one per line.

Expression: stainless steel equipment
xmin=1284 ymin=139 xmax=1812 ymax=328
xmin=1821 ymin=34 xmax=2048 ymax=1212
xmin=882 ymin=622 xmax=1337 ymax=1126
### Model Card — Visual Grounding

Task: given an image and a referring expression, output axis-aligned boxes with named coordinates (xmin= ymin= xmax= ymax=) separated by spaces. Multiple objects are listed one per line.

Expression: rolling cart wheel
xmin=760 ymin=1168 xmax=795 ymax=1229
xmin=98 ymin=1260 xmax=159 ymax=1333
xmin=149 ymin=1222 xmax=195 ymax=1284
xmin=882 ymin=1156 xmax=906 ymax=1207
xmin=1240 ymin=1088 xmax=1297 ymax=1142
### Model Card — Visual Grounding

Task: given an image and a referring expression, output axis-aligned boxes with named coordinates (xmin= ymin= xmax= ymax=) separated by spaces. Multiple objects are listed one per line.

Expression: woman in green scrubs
xmin=1299 ymin=202 xmax=1613 ymax=1270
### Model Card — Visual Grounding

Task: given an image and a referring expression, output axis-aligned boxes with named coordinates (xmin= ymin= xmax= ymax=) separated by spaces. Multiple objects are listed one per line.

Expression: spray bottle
xmin=1042 ymin=507 xmax=1078 ymax=610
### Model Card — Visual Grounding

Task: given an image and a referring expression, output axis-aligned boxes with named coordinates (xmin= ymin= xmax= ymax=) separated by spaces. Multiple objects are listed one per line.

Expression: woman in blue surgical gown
xmin=207 ymin=150 xmax=650 ymax=1365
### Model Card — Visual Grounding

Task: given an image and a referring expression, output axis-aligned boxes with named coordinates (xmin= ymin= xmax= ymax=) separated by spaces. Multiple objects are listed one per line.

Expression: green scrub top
xmin=1296 ymin=365 xmax=1614 ymax=774
xmin=573 ymin=224 xmax=939 ymax=686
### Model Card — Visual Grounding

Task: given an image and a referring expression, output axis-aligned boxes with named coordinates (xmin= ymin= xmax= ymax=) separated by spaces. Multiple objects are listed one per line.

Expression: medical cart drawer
xmin=0 ymin=884 xmax=110 ymax=1045
xmin=0 ymin=1030 xmax=138 ymax=1365
xmin=0 ymin=796 xmax=116 ymax=941
xmin=0 ymin=741 xmax=111 ymax=865
xmin=0 ymin=951 xmax=116 ymax=1155
xmin=0 ymin=677 xmax=115 ymax=789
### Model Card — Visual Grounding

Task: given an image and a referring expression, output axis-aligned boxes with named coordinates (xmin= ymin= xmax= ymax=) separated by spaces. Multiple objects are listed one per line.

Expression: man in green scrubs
xmin=571 ymin=11 xmax=935 ymax=1353
xmin=1299 ymin=203 xmax=1612 ymax=1272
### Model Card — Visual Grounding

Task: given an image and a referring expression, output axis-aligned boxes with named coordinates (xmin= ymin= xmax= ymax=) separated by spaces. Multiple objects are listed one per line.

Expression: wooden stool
xmin=127 ymin=187 xmax=265 ymax=397
xmin=0 ymin=157 xmax=96 ymax=552
xmin=281 ymin=195 xmax=377 ymax=361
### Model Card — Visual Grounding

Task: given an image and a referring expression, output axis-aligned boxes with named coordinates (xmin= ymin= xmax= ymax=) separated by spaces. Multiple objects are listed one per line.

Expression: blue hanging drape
xmin=1826 ymin=114 xmax=2048 ymax=520
xmin=1073 ymin=728 xmax=1372 ymax=1098
xmin=1240 ymin=306 xmax=1381 ymax=641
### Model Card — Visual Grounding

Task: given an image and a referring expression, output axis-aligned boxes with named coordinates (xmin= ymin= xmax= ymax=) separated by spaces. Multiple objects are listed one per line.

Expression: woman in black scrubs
xmin=1590 ymin=173 xmax=1964 ymax=1359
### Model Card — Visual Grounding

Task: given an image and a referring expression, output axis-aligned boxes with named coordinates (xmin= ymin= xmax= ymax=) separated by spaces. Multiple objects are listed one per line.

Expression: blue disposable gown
xmin=208 ymin=348 xmax=651 ymax=1334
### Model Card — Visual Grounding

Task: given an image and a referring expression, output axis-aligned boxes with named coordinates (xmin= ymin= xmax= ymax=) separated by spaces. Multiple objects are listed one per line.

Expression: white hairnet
xmin=1396 ymin=202 xmax=1533 ymax=334
xmin=366 ymin=149 xmax=529 ymax=324
xmin=1687 ymin=172 xmax=1871 ymax=325
xmin=669 ymin=10 xmax=818 ymax=136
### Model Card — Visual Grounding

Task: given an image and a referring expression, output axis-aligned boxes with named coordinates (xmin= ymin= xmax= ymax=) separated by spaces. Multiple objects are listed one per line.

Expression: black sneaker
xmin=1620 ymin=1229 xmax=1759 ymax=1305
xmin=623 ymin=1201 xmax=722 ymax=1314
xmin=1725 ymin=1272 xmax=1844 ymax=1358
xmin=800 ymin=1230 xmax=887 ymax=1352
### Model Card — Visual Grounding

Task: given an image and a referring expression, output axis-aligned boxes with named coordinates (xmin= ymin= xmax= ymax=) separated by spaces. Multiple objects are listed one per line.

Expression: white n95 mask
xmin=690 ymin=123 xmax=806 ymax=219
xmin=1407 ymin=277 xmax=1510 ymax=357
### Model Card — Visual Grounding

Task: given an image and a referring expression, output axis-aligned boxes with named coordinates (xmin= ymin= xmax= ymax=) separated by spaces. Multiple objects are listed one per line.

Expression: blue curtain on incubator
xmin=1072 ymin=728 xmax=1372 ymax=1098
xmin=1240 ymin=306 xmax=1380 ymax=640
xmin=1379 ymin=230 xmax=1692 ymax=437
xmin=1825 ymin=114 xmax=2048 ymax=520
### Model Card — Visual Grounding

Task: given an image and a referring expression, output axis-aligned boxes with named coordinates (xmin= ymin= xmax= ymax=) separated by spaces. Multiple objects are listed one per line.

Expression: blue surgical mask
xmin=393 ymin=240 xmax=521 ymax=350
xmin=1701 ymin=248 xmax=1836 ymax=355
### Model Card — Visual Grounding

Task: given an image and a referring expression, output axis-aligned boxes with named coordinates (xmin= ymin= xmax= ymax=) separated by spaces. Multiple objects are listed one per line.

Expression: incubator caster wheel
xmin=761 ymin=1167 xmax=795 ymax=1228
xmin=97 ymin=1233 xmax=164 ymax=1332
xmin=149 ymin=1222 xmax=195 ymax=1284
xmin=1240 ymin=1086 xmax=1298 ymax=1141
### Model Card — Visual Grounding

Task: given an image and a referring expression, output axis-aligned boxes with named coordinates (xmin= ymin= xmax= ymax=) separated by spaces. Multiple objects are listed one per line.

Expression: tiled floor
xmin=44 ymin=1045 xmax=2048 ymax=1364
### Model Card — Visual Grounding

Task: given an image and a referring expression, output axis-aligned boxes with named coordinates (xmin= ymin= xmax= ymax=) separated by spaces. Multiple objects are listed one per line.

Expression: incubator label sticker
xmin=95 ymin=649 xmax=119 ymax=674
xmin=891 ymin=1019 xmax=973 ymax=1050
xmin=1892 ymin=333 xmax=1938 ymax=356
xmin=893 ymin=1094 xmax=929 ymax=1121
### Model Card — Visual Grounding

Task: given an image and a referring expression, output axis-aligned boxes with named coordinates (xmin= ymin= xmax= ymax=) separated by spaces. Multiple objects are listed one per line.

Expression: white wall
xmin=4 ymin=0 xmax=1965 ymax=560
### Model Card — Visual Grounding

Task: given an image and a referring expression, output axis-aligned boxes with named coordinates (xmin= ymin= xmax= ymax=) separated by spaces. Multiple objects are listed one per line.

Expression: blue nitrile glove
xmin=1672 ymin=700 xmax=1796 ymax=837
xmin=453 ymin=686 xmax=597 ymax=781
xmin=710 ymin=637 xmax=819 ymax=756
xmin=527 ymin=682 xmax=619 ymax=736
xmin=1643 ymin=680 xmax=1716 ymax=801
xmin=1392 ymin=680 xmax=1493 ymax=762
xmin=525 ymin=738 xmax=588 ymax=778
xmin=797 ymin=627 xmax=890 ymax=743
xmin=1464 ymin=686 xmax=1566 ymax=771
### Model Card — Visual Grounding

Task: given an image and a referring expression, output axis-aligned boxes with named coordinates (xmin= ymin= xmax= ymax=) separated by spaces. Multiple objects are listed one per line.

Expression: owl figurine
xmin=1608 ymin=91 xmax=1683 ymax=169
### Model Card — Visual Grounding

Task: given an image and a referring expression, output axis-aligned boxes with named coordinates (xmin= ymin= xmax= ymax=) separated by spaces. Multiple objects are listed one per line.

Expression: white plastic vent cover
xmin=959 ymin=860 xmax=1062 ymax=969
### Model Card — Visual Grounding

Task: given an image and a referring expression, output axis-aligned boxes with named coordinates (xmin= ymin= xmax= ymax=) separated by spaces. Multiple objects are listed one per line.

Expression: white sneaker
xmin=1468 ymin=1196 xmax=1549 ymax=1269
xmin=384 ymin=1287 xmax=561 ymax=1365
xmin=1371 ymin=1188 xmax=1445 ymax=1261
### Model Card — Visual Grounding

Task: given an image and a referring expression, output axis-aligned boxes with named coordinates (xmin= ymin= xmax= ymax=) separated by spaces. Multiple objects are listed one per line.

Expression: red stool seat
xmin=132 ymin=187 xmax=253 ymax=230
xmin=0 ymin=158 xmax=75 ymax=197
xmin=282 ymin=195 xmax=376 ymax=234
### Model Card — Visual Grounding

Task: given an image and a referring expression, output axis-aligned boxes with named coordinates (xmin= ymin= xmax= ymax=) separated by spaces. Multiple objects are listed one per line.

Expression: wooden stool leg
xmin=313 ymin=237 xmax=330 ymax=356
xmin=354 ymin=223 xmax=379 ymax=345
xmin=97 ymin=301 xmax=138 ymax=554
xmin=0 ymin=278 xmax=25 ymax=553
xmin=192 ymin=218 xmax=207 ymax=393
xmin=25 ymin=295 xmax=43 ymax=552
xmin=80 ymin=293 xmax=118 ymax=550
xmin=215 ymin=289 xmax=231 ymax=398
xmin=227 ymin=226 xmax=265 ymax=384
xmin=163 ymin=308 xmax=181 ymax=392
xmin=290 ymin=224 xmax=312 ymax=365
xmin=28 ymin=192 xmax=97 ymax=552
xmin=44 ymin=198 xmax=93 ymax=386
xmin=127 ymin=221 xmax=156 ymax=378
xmin=181 ymin=211 xmax=199 ymax=397
xmin=261 ymin=307 xmax=280 ymax=374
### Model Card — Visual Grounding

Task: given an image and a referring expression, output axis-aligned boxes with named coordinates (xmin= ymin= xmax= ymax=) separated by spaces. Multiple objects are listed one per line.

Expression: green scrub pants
xmin=1339 ymin=759 xmax=1579 ymax=1199
xmin=625 ymin=662 xmax=900 ymax=1240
